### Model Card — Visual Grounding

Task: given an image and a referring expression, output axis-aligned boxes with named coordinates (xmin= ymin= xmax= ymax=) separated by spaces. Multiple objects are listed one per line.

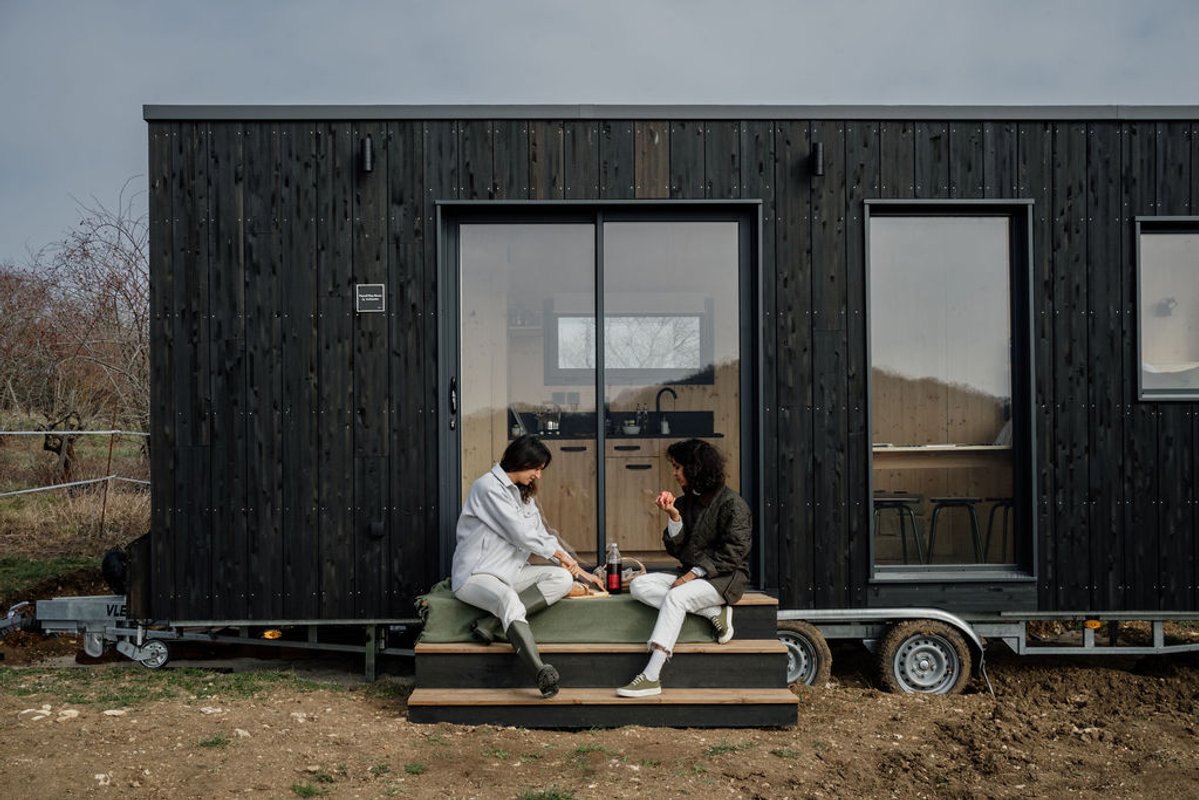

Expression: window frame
xmin=863 ymin=199 xmax=1037 ymax=582
xmin=1135 ymin=217 xmax=1199 ymax=402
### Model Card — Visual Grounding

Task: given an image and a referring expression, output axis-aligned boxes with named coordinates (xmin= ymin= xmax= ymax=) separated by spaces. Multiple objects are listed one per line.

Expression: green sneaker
xmin=712 ymin=606 xmax=734 ymax=644
xmin=616 ymin=673 xmax=662 ymax=698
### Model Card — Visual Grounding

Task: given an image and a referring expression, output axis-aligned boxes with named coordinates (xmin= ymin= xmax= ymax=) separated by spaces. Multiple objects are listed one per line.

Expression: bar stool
xmin=926 ymin=497 xmax=983 ymax=563
xmin=984 ymin=497 xmax=1014 ymax=562
xmin=872 ymin=492 xmax=925 ymax=564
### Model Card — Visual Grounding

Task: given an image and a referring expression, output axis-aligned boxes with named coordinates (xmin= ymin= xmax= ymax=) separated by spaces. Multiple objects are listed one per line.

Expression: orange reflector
xmin=1084 ymin=619 xmax=1102 ymax=630
xmin=262 ymin=629 xmax=283 ymax=639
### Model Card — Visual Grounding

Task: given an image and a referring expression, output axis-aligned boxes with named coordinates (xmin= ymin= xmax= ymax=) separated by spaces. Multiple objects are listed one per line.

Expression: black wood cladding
xmin=145 ymin=113 xmax=1199 ymax=621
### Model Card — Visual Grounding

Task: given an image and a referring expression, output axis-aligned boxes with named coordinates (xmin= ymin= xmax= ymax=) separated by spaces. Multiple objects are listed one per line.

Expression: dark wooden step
xmin=415 ymin=640 xmax=787 ymax=689
xmin=407 ymin=687 xmax=798 ymax=728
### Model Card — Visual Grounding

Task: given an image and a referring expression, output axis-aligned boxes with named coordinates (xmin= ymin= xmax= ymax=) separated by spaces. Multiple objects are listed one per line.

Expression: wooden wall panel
xmin=950 ymin=122 xmax=985 ymax=198
xmin=172 ymin=123 xmax=212 ymax=618
xmin=461 ymin=120 xmax=493 ymax=200
xmin=914 ymin=122 xmax=950 ymax=198
xmin=1051 ymin=123 xmax=1090 ymax=610
xmin=811 ymin=120 xmax=848 ymax=606
xmin=845 ymin=122 xmax=878 ymax=605
xmin=741 ymin=120 xmax=777 ymax=589
xmin=494 ymin=120 xmax=529 ymax=200
xmin=564 ymin=122 xmax=599 ymax=199
xmin=316 ymin=122 xmax=356 ymax=618
xmin=1156 ymin=123 xmax=1195 ymax=609
xmin=1087 ymin=122 xmax=1125 ymax=610
xmin=1018 ymin=122 xmax=1057 ymax=608
xmin=208 ymin=123 xmax=247 ymax=619
xmin=705 ymin=121 xmax=740 ymax=199
xmin=147 ymin=123 xmax=175 ymax=618
xmin=423 ymin=121 xmax=458 ymax=578
xmin=600 ymin=121 xmax=635 ymax=199
xmin=530 ymin=121 xmax=565 ymax=199
xmin=773 ymin=121 xmax=813 ymax=608
xmin=1122 ymin=123 xmax=1161 ymax=611
xmin=388 ymin=121 xmax=429 ymax=613
xmin=670 ymin=121 xmax=705 ymax=198
xmin=353 ymin=120 xmax=391 ymax=616
xmin=280 ymin=122 xmax=320 ymax=619
xmin=634 ymin=121 xmax=670 ymax=198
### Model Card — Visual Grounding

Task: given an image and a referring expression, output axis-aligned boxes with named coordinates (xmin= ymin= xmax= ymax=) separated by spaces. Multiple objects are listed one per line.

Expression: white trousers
xmin=629 ymin=571 xmax=724 ymax=654
xmin=453 ymin=565 xmax=573 ymax=629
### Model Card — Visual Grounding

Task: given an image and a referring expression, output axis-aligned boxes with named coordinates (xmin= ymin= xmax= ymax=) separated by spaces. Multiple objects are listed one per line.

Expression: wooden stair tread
xmin=731 ymin=592 xmax=778 ymax=607
xmin=416 ymin=639 xmax=785 ymax=655
xmin=408 ymin=687 xmax=798 ymax=707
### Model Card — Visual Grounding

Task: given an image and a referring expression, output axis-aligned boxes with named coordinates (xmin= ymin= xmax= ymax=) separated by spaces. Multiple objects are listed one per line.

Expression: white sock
xmin=701 ymin=607 xmax=720 ymax=622
xmin=643 ymin=649 xmax=668 ymax=682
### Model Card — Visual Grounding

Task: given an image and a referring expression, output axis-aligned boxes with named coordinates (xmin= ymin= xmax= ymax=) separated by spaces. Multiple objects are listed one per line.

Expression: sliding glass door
xmin=444 ymin=206 xmax=755 ymax=567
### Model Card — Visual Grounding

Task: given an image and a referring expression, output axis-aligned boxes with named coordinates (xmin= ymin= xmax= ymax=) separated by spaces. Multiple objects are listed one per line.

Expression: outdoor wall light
xmin=361 ymin=134 xmax=374 ymax=173
xmin=810 ymin=142 xmax=824 ymax=177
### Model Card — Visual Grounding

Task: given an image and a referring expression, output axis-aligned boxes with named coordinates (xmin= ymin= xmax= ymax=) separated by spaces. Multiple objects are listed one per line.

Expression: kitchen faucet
xmin=655 ymin=386 xmax=678 ymax=412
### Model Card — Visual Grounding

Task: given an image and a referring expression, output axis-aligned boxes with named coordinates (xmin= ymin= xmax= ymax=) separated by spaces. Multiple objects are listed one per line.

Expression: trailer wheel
xmin=877 ymin=620 xmax=971 ymax=695
xmin=777 ymin=621 xmax=832 ymax=688
xmin=137 ymin=640 xmax=170 ymax=670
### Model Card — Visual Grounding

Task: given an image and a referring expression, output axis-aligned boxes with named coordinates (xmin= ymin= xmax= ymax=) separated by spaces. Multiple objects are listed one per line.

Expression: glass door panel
xmin=458 ymin=223 xmax=598 ymax=561
xmin=600 ymin=221 xmax=742 ymax=561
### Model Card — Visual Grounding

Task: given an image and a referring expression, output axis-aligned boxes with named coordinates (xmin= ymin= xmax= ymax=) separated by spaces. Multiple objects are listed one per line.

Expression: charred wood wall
xmin=146 ymin=111 xmax=1199 ymax=619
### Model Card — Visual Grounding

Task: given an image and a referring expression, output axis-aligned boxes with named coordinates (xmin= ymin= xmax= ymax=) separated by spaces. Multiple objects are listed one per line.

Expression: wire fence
xmin=0 ymin=429 xmax=150 ymax=499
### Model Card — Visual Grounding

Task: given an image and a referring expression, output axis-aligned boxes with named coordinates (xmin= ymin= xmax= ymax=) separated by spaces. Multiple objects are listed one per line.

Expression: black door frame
xmin=436 ymin=200 xmax=763 ymax=582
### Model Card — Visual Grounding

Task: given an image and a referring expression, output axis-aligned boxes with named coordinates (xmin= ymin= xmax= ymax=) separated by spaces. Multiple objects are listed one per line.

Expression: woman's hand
xmin=655 ymin=490 xmax=681 ymax=522
xmin=670 ymin=571 xmax=696 ymax=589
xmin=555 ymin=550 xmax=605 ymax=589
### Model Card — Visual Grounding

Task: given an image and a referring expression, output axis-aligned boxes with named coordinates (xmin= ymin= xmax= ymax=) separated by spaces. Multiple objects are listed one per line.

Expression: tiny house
xmin=137 ymin=104 xmax=1199 ymax=638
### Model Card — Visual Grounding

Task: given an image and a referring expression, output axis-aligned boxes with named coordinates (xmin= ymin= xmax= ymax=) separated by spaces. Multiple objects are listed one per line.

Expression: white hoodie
xmin=451 ymin=464 xmax=560 ymax=591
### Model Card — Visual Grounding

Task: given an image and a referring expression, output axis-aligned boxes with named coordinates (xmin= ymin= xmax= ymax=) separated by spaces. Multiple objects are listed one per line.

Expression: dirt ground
xmin=3 ymin=578 xmax=1199 ymax=799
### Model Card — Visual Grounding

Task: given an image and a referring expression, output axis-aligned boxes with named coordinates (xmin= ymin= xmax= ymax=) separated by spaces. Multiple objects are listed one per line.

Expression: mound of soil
xmin=1 ymin=566 xmax=106 ymax=665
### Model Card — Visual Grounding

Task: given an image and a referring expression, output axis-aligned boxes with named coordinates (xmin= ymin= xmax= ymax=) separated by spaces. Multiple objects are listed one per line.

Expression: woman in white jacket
xmin=452 ymin=435 xmax=596 ymax=698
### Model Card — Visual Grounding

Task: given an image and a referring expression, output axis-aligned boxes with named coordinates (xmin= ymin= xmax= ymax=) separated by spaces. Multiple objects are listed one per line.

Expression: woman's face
xmin=669 ymin=458 xmax=687 ymax=489
xmin=508 ymin=463 xmax=546 ymax=486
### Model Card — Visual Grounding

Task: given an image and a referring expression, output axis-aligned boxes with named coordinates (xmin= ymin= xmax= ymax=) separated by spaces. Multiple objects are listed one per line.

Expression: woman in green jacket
xmin=617 ymin=438 xmax=752 ymax=697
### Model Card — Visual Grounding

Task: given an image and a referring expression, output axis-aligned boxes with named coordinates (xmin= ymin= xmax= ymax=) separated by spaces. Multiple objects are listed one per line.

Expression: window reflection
xmin=869 ymin=215 xmax=1014 ymax=567
xmin=1139 ymin=231 xmax=1199 ymax=398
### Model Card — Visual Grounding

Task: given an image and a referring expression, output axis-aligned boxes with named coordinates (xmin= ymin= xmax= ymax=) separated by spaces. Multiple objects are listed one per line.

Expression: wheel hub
xmin=894 ymin=635 xmax=958 ymax=693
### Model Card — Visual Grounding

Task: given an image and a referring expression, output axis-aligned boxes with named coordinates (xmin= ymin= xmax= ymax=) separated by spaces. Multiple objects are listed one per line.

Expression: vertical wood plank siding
xmin=145 ymin=111 xmax=1199 ymax=621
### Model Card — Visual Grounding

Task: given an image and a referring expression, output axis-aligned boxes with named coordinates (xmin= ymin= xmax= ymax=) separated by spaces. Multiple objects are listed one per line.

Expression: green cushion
xmin=416 ymin=579 xmax=715 ymax=644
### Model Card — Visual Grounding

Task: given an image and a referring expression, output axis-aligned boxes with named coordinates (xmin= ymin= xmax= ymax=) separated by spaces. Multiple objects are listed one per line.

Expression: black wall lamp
xmin=810 ymin=142 xmax=824 ymax=177
xmin=361 ymin=134 xmax=374 ymax=173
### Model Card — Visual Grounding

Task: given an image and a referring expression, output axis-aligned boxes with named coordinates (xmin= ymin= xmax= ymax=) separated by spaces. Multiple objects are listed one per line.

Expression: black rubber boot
xmin=517 ymin=585 xmax=551 ymax=617
xmin=506 ymin=620 xmax=559 ymax=698
xmin=470 ymin=614 xmax=503 ymax=645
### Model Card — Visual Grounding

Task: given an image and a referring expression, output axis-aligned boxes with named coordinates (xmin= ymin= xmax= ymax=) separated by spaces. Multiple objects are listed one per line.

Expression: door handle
xmin=624 ymin=463 xmax=653 ymax=471
xmin=449 ymin=376 xmax=457 ymax=430
xmin=561 ymin=446 xmax=586 ymax=453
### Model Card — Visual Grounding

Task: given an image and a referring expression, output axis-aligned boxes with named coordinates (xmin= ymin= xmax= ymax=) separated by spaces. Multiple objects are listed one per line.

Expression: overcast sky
xmin=2 ymin=0 xmax=1198 ymax=264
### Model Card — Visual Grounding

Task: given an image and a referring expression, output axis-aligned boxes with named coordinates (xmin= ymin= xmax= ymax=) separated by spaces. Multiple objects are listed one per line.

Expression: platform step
xmin=415 ymin=639 xmax=787 ymax=689
xmin=407 ymin=687 xmax=798 ymax=728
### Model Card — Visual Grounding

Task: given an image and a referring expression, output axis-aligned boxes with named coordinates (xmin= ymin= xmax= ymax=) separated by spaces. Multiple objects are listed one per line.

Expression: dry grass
xmin=0 ymin=415 xmax=149 ymax=558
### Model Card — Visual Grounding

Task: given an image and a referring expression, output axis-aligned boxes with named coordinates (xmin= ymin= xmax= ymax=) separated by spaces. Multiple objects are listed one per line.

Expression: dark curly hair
xmin=500 ymin=434 xmax=552 ymax=503
xmin=665 ymin=438 xmax=726 ymax=495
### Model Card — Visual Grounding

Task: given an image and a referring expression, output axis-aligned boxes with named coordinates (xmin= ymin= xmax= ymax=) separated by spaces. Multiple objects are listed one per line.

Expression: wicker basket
xmin=591 ymin=557 xmax=647 ymax=591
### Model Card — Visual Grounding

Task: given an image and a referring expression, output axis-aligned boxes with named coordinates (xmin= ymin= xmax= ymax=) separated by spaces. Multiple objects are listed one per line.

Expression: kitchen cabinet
xmin=538 ymin=441 xmax=597 ymax=560
xmin=605 ymin=438 xmax=665 ymax=553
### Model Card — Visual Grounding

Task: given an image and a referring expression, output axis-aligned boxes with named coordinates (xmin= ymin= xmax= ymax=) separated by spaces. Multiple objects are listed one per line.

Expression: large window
xmin=866 ymin=201 xmax=1032 ymax=571
xmin=1137 ymin=220 xmax=1199 ymax=401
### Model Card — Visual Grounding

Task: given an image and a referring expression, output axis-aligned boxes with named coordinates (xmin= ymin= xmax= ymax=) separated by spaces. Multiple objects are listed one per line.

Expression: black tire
xmin=777 ymin=620 xmax=832 ymax=688
xmin=877 ymin=620 xmax=971 ymax=695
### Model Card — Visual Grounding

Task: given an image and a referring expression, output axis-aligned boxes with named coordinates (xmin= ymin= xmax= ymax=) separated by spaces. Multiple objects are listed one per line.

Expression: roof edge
xmin=143 ymin=103 xmax=1199 ymax=122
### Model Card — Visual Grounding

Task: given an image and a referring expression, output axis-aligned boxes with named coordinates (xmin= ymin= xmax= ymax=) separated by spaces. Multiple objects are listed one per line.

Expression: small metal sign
xmin=355 ymin=284 xmax=386 ymax=313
